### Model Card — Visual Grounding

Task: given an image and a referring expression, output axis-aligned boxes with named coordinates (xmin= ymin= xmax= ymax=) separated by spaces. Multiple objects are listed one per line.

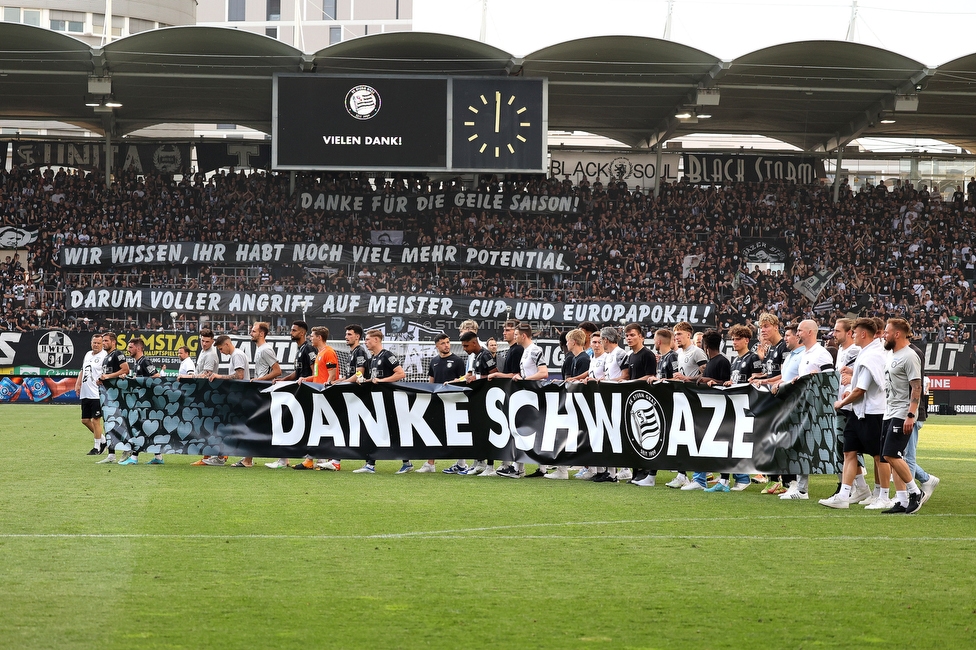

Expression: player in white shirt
xmin=576 ymin=327 xmax=624 ymax=481
xmin=878 ymin=318 xmax=924 ymax=514
xmin=498 ymin=323 xmax=549 ymax=479
xmin=599 ymin=327 xmax=627 ymax=382
xmin=827 ymin=318 xmax=870 ymax=502
xmin=671 ymin=322 xmax=708 ymax=489
xmin=177 ymin=346 xmax=196 ymax=377
xmin=587 ymin=331 xmax=606 ymax=381
xmin=780 ymin=319 xmax=835 ymax=500
xmin=824 ymin=318 xmax=893 ymax=510
xmin=76 ymin=334 xmax=108 ymax=455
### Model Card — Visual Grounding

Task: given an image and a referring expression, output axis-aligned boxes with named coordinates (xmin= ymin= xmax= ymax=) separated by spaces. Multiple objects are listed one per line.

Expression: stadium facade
xmin=0 ymin=0 xmax=411 ymax=50
xmin=0 ymin=0 xmax=195 ymax=45
xmin=196 ymin=0 xmax=412 ymax=50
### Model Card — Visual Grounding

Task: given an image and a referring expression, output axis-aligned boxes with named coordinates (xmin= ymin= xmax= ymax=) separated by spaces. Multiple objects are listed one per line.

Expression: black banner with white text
xmin=65 ymin=289 xmax=716 ymax=328
xmin=681 ymin=154 xmax=825 ymax=184
xmin=11 ymin=140 xmax=190 ymax=174
xmin=60 ymin=241 xmax=575 ymax=272
xmin=99 ymin=374 xmax=840 ymax=474
xmin=297 ymin=191 xmax=582 ymax=215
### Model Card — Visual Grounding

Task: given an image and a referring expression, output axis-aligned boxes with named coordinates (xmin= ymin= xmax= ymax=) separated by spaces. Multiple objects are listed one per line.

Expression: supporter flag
xmin=371 ymin=230 xmax=404 ymax=245
xmin=795 ymin=268 xmax=840 ymax=302
xmin=735 ymin=270 xmax=758 ymax=287
xmin=0 ymin=226 xmax=39 ymax=247
xmin=813 ymin=299 xmax=836 ymax=313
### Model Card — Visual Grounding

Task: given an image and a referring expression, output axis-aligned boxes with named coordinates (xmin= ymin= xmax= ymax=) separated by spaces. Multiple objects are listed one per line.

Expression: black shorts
xmin=881 ymin=418 xmax=911 ymax=460
xmin=834 ymin=411 xmax=849 ymax=450
xmin=843 ymin=413 xmax=882 ymax=457
xmin=81 ymin=398 xmax=102 ymax=420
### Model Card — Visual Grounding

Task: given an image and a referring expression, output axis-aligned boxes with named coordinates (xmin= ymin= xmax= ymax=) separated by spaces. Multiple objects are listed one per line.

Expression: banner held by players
xmin=99 ymin=374 xmax=841 ymax=475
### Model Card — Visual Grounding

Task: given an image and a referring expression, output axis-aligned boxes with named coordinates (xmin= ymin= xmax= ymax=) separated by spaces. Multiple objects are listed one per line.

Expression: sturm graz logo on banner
xmin=345 ymin=85 xmax=381 ymax=120
xmin=626 ymin=390 xmax=667 ymax=461
xmin=37 ymin=331 xmax=74 ymax=368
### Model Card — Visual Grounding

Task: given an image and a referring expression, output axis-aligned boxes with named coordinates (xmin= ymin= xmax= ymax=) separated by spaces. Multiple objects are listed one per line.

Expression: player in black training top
xmin=697 ymin=330 xmax=731 ymax=387
xmin=654 ymin=328 xmax=678 ymax=379
xmin=276 ymin=320 xmax=317 ymax=382
xmin=96 ymin=332 xmax=130 ymax=464
xmin=429 ymin=333 xmax=466 ymax=384
xmin=270 ymin=321 xmax=319 ymax=470
xmin=100 ymin=331 xmax=130 ymax=383
xmin=563 ymin=329 xmax=591 ymax=381
xmin=417 ymin=334 xmax=468 ymax=473
xmin=459 ymin=331 xmax=496 ymax=381
xmin=119 ymin=337 xmax=161 ymax=465
xmin=355 ymin=329 xmax=407 ymax=474
xmin=726 ymin=324 xmax=763 ymax=385
xmin=341 ymin=324 xmax=370 ymax=383
xmin=622 ymin=323 xmax=657 ymax=381
xmin=752 ymin=313 xmax=787 ymax=384
xmin=488 ymin=319 xmax=523 ymax=379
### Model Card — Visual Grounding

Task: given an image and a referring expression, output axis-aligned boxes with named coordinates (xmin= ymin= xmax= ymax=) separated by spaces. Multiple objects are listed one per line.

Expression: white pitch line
xmin=0 ymin=533 xmax=974 ymax=542
xmin=1 ymin=513 xmax=973 ymax=541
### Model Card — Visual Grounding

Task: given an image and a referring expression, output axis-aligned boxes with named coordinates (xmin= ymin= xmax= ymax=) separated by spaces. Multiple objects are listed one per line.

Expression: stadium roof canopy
xmin=3 ymin=23 xmax=976 ymax=153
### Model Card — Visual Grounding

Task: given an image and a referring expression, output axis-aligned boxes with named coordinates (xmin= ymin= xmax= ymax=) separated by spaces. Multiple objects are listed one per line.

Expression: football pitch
xmin=1 ymin=404 xmax=974 ymax=649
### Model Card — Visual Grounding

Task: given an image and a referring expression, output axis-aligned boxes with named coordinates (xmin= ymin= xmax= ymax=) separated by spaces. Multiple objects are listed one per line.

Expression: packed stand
xmin=2 ymin=163 xmax=975 ymax=341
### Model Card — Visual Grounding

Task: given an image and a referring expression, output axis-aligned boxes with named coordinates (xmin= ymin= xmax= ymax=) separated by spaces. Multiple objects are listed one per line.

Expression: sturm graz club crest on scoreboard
xmin=345 ymin=85 xmax=381 ymax=120
xmin=272 ymin=74 xmax=546 ymax=173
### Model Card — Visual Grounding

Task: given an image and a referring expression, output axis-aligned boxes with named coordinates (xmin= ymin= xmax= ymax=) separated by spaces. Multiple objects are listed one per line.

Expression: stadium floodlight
xmin=894 ymin=94 xmax=918 ymax=112
xmin=104 ymin=97 xmax=123 ymax=108
xmin=88 ymin=76 xmax=112 ymax=95
xmin=880 ymin=118 xmax=896 ymax=124
xmin=695 ymin=88 xmax=720 ymax=106
xmin=674 ymin=111 xmax=693 ymax=119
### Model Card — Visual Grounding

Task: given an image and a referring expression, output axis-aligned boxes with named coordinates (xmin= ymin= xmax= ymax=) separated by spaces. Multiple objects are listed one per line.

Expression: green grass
xmin=1 ymin=405 xmax=975 ymax=649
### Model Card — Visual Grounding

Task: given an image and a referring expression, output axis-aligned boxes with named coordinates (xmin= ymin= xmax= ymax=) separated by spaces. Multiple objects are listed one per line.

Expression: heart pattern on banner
xmin=101 ymin=378 xmax=264 ymax=456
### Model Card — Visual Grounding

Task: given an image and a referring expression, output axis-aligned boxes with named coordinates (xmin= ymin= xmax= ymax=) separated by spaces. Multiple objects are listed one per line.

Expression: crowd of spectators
xmin=2 ymin=162 xmax=975 ymax=344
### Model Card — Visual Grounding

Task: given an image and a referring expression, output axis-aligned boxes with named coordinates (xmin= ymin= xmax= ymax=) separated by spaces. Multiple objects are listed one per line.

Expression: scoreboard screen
xmin=273 ymin=74 xmax=546 ymax=173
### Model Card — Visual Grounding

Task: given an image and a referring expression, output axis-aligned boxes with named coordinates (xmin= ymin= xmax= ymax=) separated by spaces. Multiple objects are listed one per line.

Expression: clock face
xmin=451 ymin=78 xmax=546 ymax=172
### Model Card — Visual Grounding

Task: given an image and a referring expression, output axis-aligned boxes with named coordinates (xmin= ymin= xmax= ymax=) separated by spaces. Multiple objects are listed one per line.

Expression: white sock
xmin=719 ymin=478 xmax=729 ymax=487
xmin=155 ymin=453 xmax=162 ymax=460
xmin=515 ymin=462 xmax=525 ymax=472
xmin=872 ymin=486 xmax=882 ymax=498
xmin=878 ymin=486 xmax=890 ymax=498
xmin=896 ymin=490 xmax=909 ymax=506
xmin=854 ymin=474 xmax=868 ymax=489
xmin=839 ymin=484 xmax=852 ymax=499
xmin=906 ymin=480 xmax=921 ymax=495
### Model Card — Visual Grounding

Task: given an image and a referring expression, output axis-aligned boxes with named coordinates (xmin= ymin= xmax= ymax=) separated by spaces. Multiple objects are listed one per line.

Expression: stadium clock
xmin=451 ymin=78 xmax=546 ymax=172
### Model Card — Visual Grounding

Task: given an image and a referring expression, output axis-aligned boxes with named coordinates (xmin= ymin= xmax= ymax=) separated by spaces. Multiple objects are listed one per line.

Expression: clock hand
xmin=494 ymin=91 xmax=501 ymax=133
